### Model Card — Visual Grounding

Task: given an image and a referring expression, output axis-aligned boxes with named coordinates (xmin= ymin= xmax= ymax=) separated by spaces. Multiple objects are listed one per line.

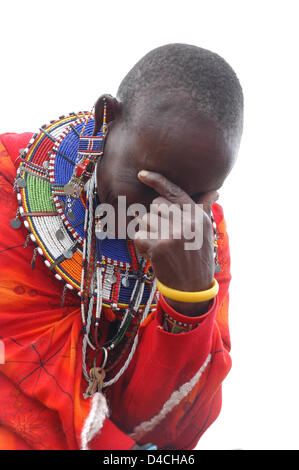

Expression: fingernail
xmin=138 ymin=170 xmax=149 ymax=178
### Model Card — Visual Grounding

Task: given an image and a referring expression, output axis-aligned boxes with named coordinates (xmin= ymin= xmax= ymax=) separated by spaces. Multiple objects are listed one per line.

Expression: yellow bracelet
xmin=156 ymin=278 xmax=219 ymax=303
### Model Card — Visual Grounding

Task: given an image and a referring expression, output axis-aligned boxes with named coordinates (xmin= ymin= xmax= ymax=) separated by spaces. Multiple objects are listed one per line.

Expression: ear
xmin=93 ymin=94 xmax=121 ymax=136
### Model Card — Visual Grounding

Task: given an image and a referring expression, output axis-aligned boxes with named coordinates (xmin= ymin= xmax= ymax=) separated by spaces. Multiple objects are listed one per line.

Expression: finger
xmin=138 ymin=170 xmax=191 ymax=205
xmin=138 ymin=213 xmax=159 ymax=232
xmin=150 ymin=196 xmax=178 ymax=219
xmin=150 ymin=202 xmax=182 ymax=235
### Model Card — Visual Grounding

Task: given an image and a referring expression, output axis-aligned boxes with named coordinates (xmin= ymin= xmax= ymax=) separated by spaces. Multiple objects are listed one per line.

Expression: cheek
xmin=96 ymin=155 xmax=121 ymax=203
xmin=96 ymin=165 xmax=111 ymax=202
xmin=97 ymin=160 xmax=157 ymax=208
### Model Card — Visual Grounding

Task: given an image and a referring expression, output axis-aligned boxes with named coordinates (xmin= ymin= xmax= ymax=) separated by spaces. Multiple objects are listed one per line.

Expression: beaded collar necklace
xmin=12 ymin=110 xmax=158 ymax=397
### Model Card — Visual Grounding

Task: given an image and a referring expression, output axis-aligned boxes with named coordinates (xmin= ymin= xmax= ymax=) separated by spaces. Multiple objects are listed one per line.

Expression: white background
xmin=1 ymin=0 xmax=298 ymax=450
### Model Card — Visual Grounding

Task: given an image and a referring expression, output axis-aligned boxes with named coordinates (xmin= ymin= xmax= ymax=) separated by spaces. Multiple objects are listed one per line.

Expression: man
xmin=0 ymin=43 xmax=243 ymax=450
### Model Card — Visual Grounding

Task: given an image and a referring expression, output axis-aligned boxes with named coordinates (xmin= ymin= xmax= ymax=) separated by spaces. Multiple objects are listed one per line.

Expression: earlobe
xmin=93 ymin=94 xmax=121 ymax=136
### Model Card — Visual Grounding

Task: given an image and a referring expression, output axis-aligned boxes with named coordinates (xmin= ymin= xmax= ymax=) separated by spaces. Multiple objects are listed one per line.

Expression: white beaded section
xmin=32 ymin=216 xmax=79 ymax=259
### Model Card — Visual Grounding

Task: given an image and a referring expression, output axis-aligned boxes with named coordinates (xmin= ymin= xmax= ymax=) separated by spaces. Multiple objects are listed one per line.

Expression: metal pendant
xmin=121 ymin=276 xmax=130 ymax=288
xmin=67 ymin=210 xmax=75 ymax=222
xmin=56 ymin=229 xmax=65 ymax=241
xmin=63 ymin=249 xmax=73 ymax=259
xmin=31 ymin=247 xmax=38 ymax=270
xmin=83 ymin=367 xmax=106 ymax=399
xmin=16 ymin=177 xmax=26 ymax=188
xmin=10 ymin=217 xmax=22 ymax=229
xmin=64 ymin=183 xmax=75 ymax=196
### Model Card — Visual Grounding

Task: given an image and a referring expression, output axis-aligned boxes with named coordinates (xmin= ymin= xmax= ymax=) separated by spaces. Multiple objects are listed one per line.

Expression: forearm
xmin=106 ymin=296 xmax=219 ymax=447
xmin=108 ymin=203 xmax=231 ymax=448
xmin=165 ymin=297 xmax=211 ymax=316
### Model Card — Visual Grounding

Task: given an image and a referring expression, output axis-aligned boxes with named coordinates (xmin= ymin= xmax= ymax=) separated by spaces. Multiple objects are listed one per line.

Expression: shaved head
xmin=117 ymin=43 xmax=243 ymax=160
xmin=95 ymin=43 xmax=244 ymax=214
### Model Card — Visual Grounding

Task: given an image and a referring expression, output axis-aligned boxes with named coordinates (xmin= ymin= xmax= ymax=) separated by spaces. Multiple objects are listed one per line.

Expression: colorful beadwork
xmin=162 ymin=312 xmax=200 ymax=333
xmin=13 ymin=112 xmax=157 ymax=306
xmin=13 ymin=109 xmax=159 ymax=395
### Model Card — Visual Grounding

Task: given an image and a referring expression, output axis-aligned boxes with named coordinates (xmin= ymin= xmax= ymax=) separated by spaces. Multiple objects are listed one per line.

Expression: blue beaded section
xmin=98 ymin=238 xmax=132 ymax=264
xmin=78 ymin=135 xmax=103 ymax=153
xmin=96 ymin=238 xmax=154 ymax=307
xmin=54 ymin=118 xmax=103 ymax=240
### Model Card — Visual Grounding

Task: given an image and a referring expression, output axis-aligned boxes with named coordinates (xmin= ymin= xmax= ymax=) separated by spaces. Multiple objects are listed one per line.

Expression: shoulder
xmin=0 ymin=132 xmax=33 ymax=189
xmin=0 ymin=132 xmax=33 ymax=165
xmin=0 ymin=133 xmax=33 ymax=213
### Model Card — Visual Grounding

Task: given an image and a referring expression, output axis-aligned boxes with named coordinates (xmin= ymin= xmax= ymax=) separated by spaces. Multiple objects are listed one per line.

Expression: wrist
xmin=165 ymin=297 xmax=211 ymax=316
xmin=156 ymin=276 xmax=218 ymax=314
xmin=159 ymin=293 xmax=216 ymax=323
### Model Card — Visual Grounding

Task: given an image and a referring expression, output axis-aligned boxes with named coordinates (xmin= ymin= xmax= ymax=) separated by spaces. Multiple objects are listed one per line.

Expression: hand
xmin=134 ymin=170 xmax=219 ymax=316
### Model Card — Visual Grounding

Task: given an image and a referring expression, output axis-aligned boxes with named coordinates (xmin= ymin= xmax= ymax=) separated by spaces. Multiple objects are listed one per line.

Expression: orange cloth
xmin=0 ymin=133 xmax=232 ymax=450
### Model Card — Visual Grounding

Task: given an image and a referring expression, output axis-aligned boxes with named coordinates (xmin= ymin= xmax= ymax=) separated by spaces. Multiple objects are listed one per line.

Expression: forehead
xmin=123 ymin=111 xmax=229 ymax=194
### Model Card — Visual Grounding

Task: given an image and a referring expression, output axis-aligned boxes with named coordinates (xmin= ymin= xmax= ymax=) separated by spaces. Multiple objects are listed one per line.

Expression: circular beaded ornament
xmin=13 ymin=111 xmax=158 ymax=311
xmin=14 ymin=112 xmax=98 ymax=293
xmin=11 ymin=110 xmax=158 ymax=395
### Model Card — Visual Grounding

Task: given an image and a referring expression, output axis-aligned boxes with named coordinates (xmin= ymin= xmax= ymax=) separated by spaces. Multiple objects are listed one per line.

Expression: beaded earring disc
xmin=14 ymin=112 xmax=103 ymax=293
xmin=14 ymin=111 xmax=158 ymax=311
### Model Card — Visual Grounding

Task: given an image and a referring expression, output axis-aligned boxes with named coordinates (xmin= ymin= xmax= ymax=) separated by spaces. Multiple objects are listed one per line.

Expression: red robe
xmin=0 ymin=132 xmax=232 ymax=450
